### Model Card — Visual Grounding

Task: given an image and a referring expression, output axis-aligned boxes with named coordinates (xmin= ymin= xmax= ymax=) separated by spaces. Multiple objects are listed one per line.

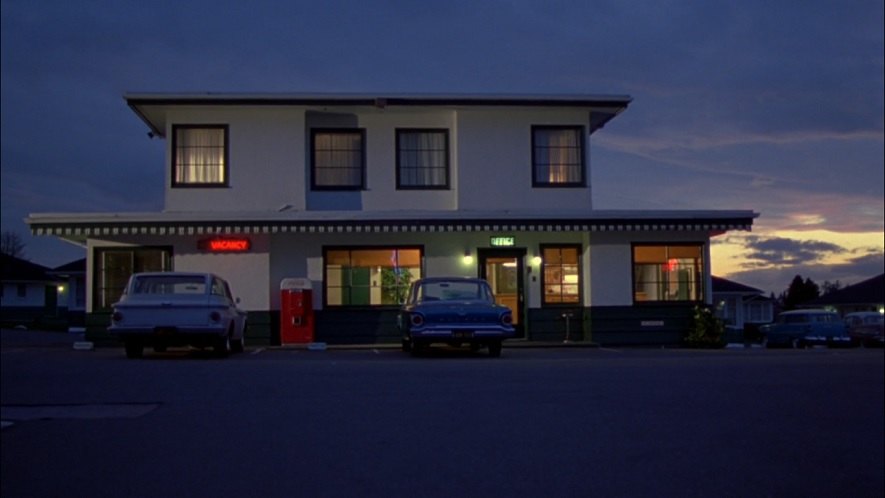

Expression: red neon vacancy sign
xmin=198 ymin=237 xmax=251 ymax=253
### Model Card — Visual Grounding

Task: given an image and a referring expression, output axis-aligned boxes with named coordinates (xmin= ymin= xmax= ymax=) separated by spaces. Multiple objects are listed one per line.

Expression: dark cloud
xmin=1 ymin=0 xmax=882 ymax=271
xmin=741 ymin=236 xmax=846 ymax=266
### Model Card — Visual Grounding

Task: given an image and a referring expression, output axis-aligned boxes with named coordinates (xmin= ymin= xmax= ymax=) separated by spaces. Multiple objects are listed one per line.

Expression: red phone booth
xmin=280 ymin=278 xmax=314 ymax=344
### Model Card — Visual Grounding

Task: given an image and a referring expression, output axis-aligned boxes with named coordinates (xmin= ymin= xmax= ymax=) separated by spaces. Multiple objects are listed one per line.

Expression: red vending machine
xmin=280 ymin=278 xmax=314 ymax=344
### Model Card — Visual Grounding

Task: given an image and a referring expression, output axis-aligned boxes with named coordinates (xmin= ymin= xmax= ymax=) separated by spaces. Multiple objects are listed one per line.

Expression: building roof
xmin=1 ymin=253 xmax=55 ymax=283
xmin=125 ymin=92 xmax=633 ymax=138
xmin=27 ymin=209 xmax=758 ymax=243
xmin=806 ymin=274 xmax=885 ymax=306
xmin=52 ymin=258 xmax=86 ymax=274
xmin=712 ymin=276 xmax=765 ymax=295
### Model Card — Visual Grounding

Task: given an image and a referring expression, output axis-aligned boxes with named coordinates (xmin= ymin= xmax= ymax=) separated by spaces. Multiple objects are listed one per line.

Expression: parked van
xmin=760 ymin=309 xmax=849 ymax=348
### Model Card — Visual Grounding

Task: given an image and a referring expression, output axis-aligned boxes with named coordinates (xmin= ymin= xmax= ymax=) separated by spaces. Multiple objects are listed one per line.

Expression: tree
xmin=0 ymin=230 xmax=26 ymax=258
xmin=821 ymin=280 xmax=843 ymax=296
xmin=782 ymin=275 xmax=820 ymax=310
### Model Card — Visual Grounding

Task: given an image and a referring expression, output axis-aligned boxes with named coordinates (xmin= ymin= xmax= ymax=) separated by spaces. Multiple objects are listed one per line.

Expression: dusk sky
xmin=2 ymin=0 xmax=883 ymax=296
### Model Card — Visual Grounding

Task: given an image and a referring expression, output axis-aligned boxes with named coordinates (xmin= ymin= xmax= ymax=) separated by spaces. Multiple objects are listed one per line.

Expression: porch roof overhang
xmin=125 ymin=92 xmax=633 ymax=137
xmin=27 ymin=209 xmax=757 ymax=243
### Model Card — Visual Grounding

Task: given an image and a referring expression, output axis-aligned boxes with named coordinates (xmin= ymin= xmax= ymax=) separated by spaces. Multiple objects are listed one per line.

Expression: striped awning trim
xmin=30 ymin=218 xmax=755 ymax=237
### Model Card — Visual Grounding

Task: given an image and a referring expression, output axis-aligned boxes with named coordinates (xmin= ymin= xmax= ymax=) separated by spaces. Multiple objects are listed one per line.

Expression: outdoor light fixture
xmin=463 ymin=251 xmax=474 ymax=265
xmin=531 ymin=256 xmax=542 ymax=266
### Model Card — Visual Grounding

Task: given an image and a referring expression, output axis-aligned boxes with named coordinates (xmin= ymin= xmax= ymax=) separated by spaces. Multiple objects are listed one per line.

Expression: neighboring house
xmin=26 ymin=93 xmax=757 ymax=345
xmin=0 ymin=253 xmax=61 ymax=327
xmin=49 ymin=258 xmax=86 ymax=327
xmin=805 ymin=273 xmax=885 ymax=315
xmin=712 ymin=276 xmax=774 ymax=335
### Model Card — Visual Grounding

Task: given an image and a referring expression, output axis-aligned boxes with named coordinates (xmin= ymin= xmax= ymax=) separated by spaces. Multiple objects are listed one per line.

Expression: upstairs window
xmin=396 ymin=129 xmax=449 ymax=189
xmin=633 ymin=244 xmax=705 ymax=303
xmin=532 ymin=126 xmax=585 ymax=187
xmin=311 ymin=129 xmax=366 ymax=190
xmin=172 ymin=125 xmax=228 ymax=187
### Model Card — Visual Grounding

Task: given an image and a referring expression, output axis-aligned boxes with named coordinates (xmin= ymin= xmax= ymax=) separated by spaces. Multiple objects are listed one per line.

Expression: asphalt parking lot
xmin=2 ymin=328 xmax=884 ymax=498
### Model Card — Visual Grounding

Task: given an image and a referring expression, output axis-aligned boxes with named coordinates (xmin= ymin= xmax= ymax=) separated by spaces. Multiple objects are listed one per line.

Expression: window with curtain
xmin=396 ymin=129 xmax=449 ymax=189
xmin=93 ymin=247 xmax=173 ymax=311
xmin=311 ymin=129 xmax=365 ymax=189
xmin=172 ymin=125 xmax=228 ymax=186
xmin=541 ymin=245 xmax=581 ymax=304
xmin=633 ymin=244 xmax=705 ymax=303
xmin=324 ymin=247 xmax=422 ymax=307
xmin=532 ymin=126 xmax=585 ymax=186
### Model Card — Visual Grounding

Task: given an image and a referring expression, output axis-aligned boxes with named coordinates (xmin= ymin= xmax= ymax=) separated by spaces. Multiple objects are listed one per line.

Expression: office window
xmin=541 ymin=245 xmax=581 ymax=304
xmin=312 ymin=129 xmax=366 ymax=189
xmin=172 ymin=125 xmax=228 ymax=186
xmin=532 ymin=126 xmax=585 ymax=186
xmin=93 ymin=247 xmax=172 ymax=311
xmin=633 ymin=244 xmax=704 ymax=303
xmin=324 ymin=247 xmax=422 ymax=306
xmin=396 ymin=129 xmax=449 ymax=189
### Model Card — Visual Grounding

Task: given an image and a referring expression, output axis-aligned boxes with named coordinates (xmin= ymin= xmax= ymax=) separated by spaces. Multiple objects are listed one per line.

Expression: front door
xmin=478 ymin=248 xmax=526 ymax=338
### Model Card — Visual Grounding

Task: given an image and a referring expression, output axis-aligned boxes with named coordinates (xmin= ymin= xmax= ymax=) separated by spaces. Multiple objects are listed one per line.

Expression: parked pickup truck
xmin=109 ymin=272 xmax=247 ymax=358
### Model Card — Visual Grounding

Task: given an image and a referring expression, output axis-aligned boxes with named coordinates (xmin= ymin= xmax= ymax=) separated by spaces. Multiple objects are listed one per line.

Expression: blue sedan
xmin=398 ymin=277 xmax=515 ymax=357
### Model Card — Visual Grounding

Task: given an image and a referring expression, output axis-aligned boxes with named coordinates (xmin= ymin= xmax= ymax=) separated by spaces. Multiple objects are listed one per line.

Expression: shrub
xmin=684 ymin=305 xmax=726 ymax=348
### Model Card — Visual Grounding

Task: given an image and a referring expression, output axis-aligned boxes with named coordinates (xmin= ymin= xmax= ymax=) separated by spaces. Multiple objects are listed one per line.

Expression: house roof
xmin=26 ymin=209 xmax=758 ymax=243
xmin=125 ymin=92 xmax=633 ymax=138
xmin=52 ymin=258 xmax=86 ymax=274
xmin=806 ymin=274 xmax=885 ymax=306
xmin=1 ymin=253 xmax=56 ymax=283
xmin=712 ymin=276 xmax=764 ymax=295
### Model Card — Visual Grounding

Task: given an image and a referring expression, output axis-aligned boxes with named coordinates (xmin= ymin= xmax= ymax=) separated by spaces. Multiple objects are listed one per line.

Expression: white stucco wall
xmin=586 ymin=231 xmax=712 ymax=307
xmin=160 ymin=105 xmax=596 ymax=214
xmin=455 ymin=108 xmax=593 ymax=211
xmin=164 ymin=107 xmax=306 ymax=212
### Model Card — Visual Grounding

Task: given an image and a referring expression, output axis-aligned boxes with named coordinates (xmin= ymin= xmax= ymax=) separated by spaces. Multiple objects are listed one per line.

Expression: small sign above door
xmin=490 ymin=236 xmax=515 ymax=247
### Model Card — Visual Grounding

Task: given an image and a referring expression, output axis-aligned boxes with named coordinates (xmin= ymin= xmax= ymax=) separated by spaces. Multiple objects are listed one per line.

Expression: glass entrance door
xmin=478 ymin=249 xmax=526 ymax=338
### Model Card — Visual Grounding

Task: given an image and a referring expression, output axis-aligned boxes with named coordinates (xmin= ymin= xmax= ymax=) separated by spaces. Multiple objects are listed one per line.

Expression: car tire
xmin=488 ymin=341 xmax=502 ymax=358
xmin=125 ymin=340 xmax=143 ymax=359
xmin=231 ymin=335 xmax=245 ymax=354
xmin=410 ymin=341 xmax=424 ymax=357
xmin=215 ymin=333 xmax=231 ymax=358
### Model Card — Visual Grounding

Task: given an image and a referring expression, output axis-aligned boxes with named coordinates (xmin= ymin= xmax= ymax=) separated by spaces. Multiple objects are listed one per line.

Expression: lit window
xmin=396 ymin=129 xmax=449 ymax=189
xmin=312 ymin=129 xmax=365 ymax=189
xmin=541 ymin=245 xmax=581 ymax=304
xmin=633 ymin=244 xmax=704 ymax=302
xmin=324 ymin=247 xmax=422 ymax=306
xmin=532 ymin=126 xmax=585 ymax=186
xmin=172 ymin=125 xmax=228 ymax=186
xmin=93 ymin=247 xmax=172 ymax=311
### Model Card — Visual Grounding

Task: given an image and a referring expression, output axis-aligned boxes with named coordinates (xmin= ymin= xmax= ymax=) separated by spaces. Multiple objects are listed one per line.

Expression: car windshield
xmin=131 ymin=276 xmax=206 ymax=295
xmin=416 ymin=281 xmax=492 ymax=303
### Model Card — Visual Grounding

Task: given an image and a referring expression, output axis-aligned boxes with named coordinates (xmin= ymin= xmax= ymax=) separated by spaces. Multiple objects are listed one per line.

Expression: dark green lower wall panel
xmin=585 ymin=305 xmax=694 ymax=345
xmin=84 ymin=304 xmax=695 ymax=347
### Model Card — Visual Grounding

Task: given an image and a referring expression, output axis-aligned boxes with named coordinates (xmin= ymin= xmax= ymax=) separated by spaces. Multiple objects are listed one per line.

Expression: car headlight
xmin=112 ymin=311 xmax=123 ymax=323
xmin=410 ymin=313 xmax=424 ymax=327
xmin=209 ymin=311 xmax=222 ymax=323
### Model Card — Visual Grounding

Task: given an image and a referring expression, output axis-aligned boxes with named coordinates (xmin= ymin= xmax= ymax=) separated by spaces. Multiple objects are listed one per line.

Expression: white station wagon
xmin=109 ymin=272 xmax=247 ymax=358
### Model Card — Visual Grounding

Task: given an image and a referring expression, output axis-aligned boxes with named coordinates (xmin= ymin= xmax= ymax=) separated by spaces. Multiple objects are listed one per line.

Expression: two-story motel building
xmin=26 ymin=93 xmax=757 ymax=345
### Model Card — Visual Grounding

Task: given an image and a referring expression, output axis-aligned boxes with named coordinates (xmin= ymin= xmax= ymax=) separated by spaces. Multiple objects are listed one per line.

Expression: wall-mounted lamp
xmin=531 ymin=256 xmax=543 ymax=266
xmin=463 ymin=250 xmax=474 ymax=265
